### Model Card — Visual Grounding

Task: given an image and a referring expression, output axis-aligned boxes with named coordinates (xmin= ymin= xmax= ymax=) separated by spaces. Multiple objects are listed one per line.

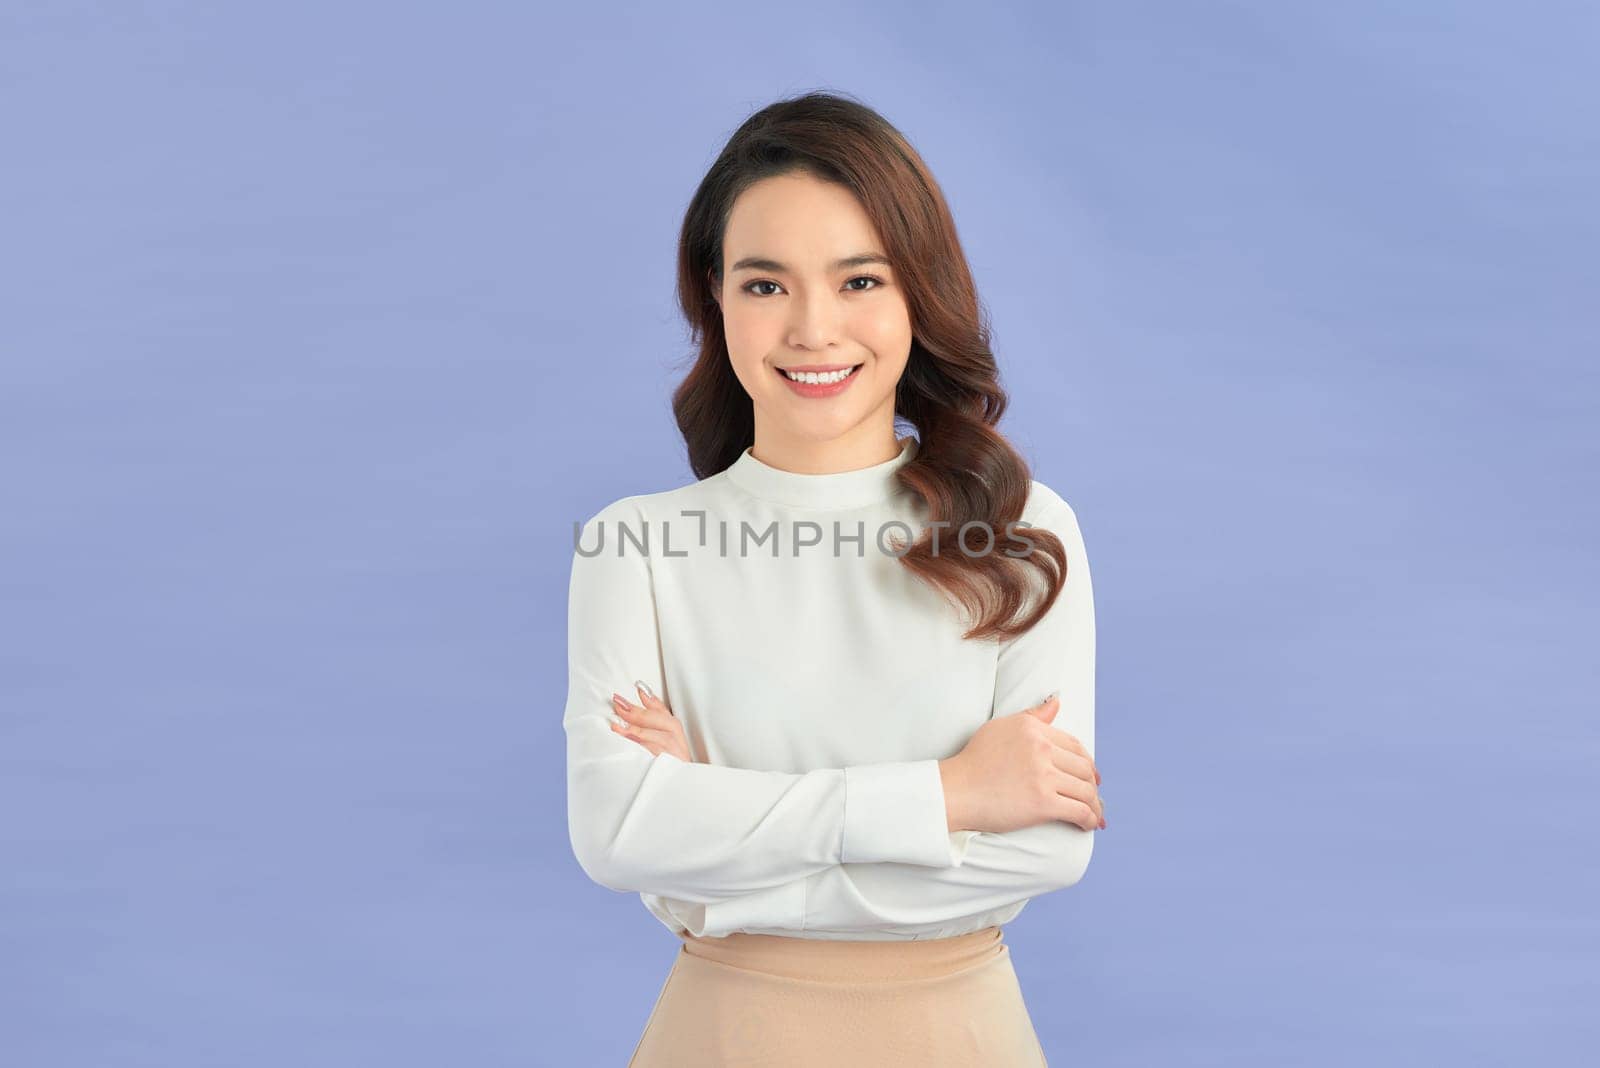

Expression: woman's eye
xmin=742 ymin=276 xmax=886 ymax=297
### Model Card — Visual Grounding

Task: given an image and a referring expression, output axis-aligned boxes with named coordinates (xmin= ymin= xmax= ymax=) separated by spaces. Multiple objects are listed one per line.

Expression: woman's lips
xmin=775 ymin=363 xmax=864 ymax=398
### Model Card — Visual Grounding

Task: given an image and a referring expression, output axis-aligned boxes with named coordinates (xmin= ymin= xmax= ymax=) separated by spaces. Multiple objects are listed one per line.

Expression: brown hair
xmin=670 ymin=89 xmax=1068 ymax=641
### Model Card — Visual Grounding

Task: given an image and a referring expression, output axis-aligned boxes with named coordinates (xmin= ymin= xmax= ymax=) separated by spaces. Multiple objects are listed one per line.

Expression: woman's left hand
xmin=610 ymin=681 xmax=694 ymax=762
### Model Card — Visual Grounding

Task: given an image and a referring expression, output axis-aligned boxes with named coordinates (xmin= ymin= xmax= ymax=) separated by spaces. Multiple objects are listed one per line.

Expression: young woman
xmin=564 ymin=90 xmax=1105 ymax=1066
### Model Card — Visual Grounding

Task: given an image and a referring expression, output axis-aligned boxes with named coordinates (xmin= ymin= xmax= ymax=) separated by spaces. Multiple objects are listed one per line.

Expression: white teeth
xmin=783 ymin=366 xmax=857 ymax=384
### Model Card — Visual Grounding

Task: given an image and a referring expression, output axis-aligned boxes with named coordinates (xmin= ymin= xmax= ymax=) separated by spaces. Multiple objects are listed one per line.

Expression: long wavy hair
xmin=670 ymin=90 xmax=1068 ymax=642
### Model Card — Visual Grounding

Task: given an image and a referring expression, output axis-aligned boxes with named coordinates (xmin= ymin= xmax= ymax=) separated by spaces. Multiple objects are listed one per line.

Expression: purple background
xmin=2 ymin=2 xmax=1594 ymax=1065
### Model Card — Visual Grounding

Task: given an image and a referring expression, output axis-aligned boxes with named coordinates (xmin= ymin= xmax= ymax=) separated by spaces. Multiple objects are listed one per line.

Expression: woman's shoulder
xmin=1016 ymin=478 xmax=1094 ymax=567
xmin=1020 ymin=477 xmax=1081 ymax=528
xmin=575 ymin=479 xmax=717 ymax=534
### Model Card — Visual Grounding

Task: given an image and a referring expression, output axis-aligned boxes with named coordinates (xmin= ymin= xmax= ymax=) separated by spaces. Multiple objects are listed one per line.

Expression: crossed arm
xmin=563 ymin=492 xmax=1096 ymax=937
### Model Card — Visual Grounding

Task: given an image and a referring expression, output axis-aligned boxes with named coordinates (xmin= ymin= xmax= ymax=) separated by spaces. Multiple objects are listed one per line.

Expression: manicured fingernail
xmin=634 ymin=679 xmax=656 ymax=699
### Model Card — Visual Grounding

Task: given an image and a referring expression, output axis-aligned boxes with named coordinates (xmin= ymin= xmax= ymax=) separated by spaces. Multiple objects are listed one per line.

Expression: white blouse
xmin=563 ymin=434 xmax=1096 ymax=941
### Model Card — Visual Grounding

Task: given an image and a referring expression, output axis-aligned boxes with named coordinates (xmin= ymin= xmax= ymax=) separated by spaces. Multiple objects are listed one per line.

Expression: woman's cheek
xmin=853 ymin=305 xmax=912 ymax=357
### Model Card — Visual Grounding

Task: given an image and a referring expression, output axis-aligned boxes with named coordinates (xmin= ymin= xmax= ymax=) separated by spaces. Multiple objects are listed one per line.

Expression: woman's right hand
xmin=938 ymin=694 xmax=1104 ymax=834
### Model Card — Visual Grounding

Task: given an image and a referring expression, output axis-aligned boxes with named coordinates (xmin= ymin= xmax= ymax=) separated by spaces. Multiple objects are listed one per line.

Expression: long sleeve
xmin=564 ymin=498 xmax=964 ymax=925
xmin=690 ymin=492 xmax=1097 ymax=936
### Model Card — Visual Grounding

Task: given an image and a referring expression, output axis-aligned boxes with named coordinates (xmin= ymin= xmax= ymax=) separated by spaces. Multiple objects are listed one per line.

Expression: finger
xmin=612 ymin=702 xmax=687 ymax=763
xmin=612 ymin=693 xmax=675 ymax=732
xmin=615 ymin=732 xmax=662 ymax=758
xmin=1041 ymin=723 xmax=1087 ymax=759
xmin=1059 ymin=771 xmax=1103 ymax=828
xmin=1052 ymin=792 xmax=1100 ymax=833
xmin=1048 ymin=746 xmax=1098 ymax=786
xmin=1049 ymin=772 xmax=1101 ymax=831
xmin=619 ymin=725 xmax=689 ymax=760
xmin=634 ymin=680 xmax=675 ymax=717
xmin=1053 ymin=768 xmax=1100 ymax=814
xmin=1042 ymin=724 xmax=1098 ymax=779
xmin=1019 ymin=694 xmax=1059 ymax=720
xmin=609 ymin=718 xmax=669 ymax=752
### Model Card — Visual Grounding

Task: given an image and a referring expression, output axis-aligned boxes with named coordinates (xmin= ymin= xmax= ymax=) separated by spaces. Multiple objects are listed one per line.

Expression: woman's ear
xmin=708 ymin=270 xmax=720 ymax=306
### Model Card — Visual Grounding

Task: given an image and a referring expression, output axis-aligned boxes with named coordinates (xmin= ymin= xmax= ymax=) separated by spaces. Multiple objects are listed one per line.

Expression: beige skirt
xmin=626 ymin=925 xmax=1049 ymax=1067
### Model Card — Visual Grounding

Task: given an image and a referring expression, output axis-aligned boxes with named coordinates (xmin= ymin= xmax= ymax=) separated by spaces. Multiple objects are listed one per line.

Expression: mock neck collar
xmin=723 ymin=435 xmax=919 ymax=510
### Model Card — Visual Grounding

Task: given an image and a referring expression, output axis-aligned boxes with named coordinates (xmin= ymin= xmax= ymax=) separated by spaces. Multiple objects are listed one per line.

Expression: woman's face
xmin=716 ymin=171 xmax=913 ymax=447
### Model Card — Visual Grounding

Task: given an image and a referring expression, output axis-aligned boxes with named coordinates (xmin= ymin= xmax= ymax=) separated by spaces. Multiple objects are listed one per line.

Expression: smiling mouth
xmin=775 ymin=363 xmax=864 ymax=383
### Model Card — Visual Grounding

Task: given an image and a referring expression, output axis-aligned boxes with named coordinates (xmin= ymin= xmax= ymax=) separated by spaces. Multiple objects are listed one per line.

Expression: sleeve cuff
xmin=947 ymin=829 xmax=980 ymax=866
xmin=841 ymin=760 xmax=958 ymax=867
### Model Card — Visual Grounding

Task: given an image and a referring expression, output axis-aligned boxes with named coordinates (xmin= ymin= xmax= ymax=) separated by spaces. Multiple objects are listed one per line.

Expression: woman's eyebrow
xmin=728 ymin=252 xmax=891 ymax=273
